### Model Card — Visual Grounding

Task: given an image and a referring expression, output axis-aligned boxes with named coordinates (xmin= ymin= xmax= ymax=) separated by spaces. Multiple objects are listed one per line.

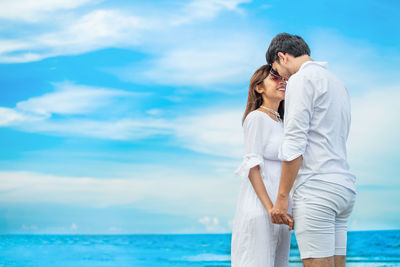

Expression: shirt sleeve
xmin=278 ymin=75 xmax=315 ymax=161
xmin=235 ymin=113 xmax=269 ymax=178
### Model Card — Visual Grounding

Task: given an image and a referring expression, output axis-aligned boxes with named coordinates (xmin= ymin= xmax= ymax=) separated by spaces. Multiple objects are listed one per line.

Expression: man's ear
xmin=277 ymin=52 xmax=287 ymax=63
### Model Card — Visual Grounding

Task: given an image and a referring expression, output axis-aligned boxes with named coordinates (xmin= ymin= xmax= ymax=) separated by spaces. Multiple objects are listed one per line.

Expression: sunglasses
xmin=269 ymin=69 xmax=286 ymax=83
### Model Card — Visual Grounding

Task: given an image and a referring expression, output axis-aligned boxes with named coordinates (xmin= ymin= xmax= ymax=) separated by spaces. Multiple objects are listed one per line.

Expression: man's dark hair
xmin=266 ymin=33 xmax=311 ymax=64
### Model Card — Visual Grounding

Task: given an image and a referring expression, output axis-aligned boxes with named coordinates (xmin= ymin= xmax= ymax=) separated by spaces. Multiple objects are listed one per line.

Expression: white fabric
xmin=231 ymin=110 xmax=291 ymax=267
xmin=278 ymin=61 xmax=356 ymax=194
xmin=234 ymin=153 xmax=264 ymax=178
xmin=292 ymin=179 xmax=356 ymax=259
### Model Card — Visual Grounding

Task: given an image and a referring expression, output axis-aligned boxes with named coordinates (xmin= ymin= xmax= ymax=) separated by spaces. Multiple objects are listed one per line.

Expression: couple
xmin=231 ymin=33 xmax=356 ymax=267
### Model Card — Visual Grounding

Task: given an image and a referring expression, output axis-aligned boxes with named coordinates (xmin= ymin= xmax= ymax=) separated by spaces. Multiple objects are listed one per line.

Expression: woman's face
xmin=259 ymin=72 xmax=286 ymax=101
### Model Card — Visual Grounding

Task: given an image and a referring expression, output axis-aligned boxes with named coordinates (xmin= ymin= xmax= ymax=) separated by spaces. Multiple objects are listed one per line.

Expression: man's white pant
xmin=292 ymin=179 xmax=356 ymax=259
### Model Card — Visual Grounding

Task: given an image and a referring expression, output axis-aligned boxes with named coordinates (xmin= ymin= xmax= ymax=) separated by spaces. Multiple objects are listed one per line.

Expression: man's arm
xmin=270 ymin=156 xmax=302 ymax=226
xmin=270 ymin=73 xmax=316 ymax=226
xmin=278 ymin=156 xmax=303 ymax=198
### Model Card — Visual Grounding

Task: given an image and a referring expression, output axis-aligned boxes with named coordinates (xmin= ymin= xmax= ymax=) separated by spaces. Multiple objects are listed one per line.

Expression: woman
xmin=231 ymin=64 xmax=293 ymax=267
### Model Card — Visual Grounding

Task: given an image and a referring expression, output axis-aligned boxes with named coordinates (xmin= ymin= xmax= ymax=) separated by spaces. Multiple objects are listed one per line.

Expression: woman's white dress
xmin=231 ymin=110 xmax=292 ymax=267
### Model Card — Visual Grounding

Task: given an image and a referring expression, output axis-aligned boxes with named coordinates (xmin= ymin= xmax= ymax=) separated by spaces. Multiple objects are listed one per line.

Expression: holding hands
xmin=269 ymin=195 xmax=294 ymax=231
xmin=268 ymin=156 xmax=303 ymax=231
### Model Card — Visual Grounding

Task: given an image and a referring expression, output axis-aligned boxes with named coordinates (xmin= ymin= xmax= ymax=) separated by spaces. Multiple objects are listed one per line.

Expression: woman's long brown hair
xmin=241 ymin=64 xmax=285 ymax=124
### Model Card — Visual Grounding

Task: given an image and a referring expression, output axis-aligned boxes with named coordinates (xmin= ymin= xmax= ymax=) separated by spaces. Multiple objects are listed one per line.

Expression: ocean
xmin=0 ymin=230 xmax=399 ymax=266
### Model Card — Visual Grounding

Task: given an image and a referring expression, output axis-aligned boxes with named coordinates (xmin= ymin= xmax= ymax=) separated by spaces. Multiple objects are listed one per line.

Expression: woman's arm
xmin=248 ymin=165 xmax=273 ymax=213
xmin=238 ymin=112 xmax=293 ymax=230
xmin=249 ymin=165 xmax=294 ymax=230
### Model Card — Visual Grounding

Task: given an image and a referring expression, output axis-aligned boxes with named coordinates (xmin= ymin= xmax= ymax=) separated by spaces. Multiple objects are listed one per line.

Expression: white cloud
xmin=108 ymin=226 xmax=123 ymax=233
xmin=1 ymin=81 xmax=246 ymax=145
xmin=0 ymin=9 xmax=145 ymax=63
xmin=173 ymin=108 xmax=244 ymax=158
xmin=347 ymin=86 xmax=400 ymax=186
xmin=309 ymin=30 xmax=399 ymax=91
xmin=71 ymin=223 xmax=78 ymax=231
xmin=0 ymin=170 xmax=240 ymax=218
xmin=0 ymin=40 xmax=32 ymax=54
xmin=39 ymin=9 xmax=144 ymax=52
xmin=22 ymin=117 xmax=172 ymax=140
xmin=0 ymin=82 xmax=173 ymax=140
xmin=0 ymin=0 xmax=93 ymax=22
xmin=124 ymin=34 xmax=265 ymax=87
xmin=350 ymin=185 xmax=400 ymax=230
xmin=199 ymin=216 xmax=226 ymax=232
xmin=0 ymin=1 xmax=265 ymax=89
xmin=21 ymin=224 xmax=39 ymax=231
xmin=16 ymin=82 xmax=134 ymax=116
xmin=213 ymin=217 xmax=219 ymax=225
xmin=0 ymin=53 xmax=45 ymax=63
xmin=0 ymin=107 xmax=27 ymax=126
xmin=146 ymin=108 xmax=163 ymax=116
xmin=172 ymin=0 xmax=250 ymax=25
xmin=348 ymin=86 xmax=400 ymax=158
xmin=0 ymin=0 xmax=251 ymax=64
xmin=199 ymin=216 xmax=211 ymax=225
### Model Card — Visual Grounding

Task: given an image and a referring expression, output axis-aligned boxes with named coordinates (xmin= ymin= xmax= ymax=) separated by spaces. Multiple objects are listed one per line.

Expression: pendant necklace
xmin=260 ymin=105 xmax=281 ymax=122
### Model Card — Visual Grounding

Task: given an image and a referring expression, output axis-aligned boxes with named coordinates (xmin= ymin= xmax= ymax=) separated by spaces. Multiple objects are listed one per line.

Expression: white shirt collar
xmin=299 ymin=61 xmax=329 ymax=72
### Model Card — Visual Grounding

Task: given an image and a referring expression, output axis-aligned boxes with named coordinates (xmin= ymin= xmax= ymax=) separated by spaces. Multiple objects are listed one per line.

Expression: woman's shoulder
xmin=245 ymin=109 xmax=276 ymax=123
xmin=246 ymin=109 xmax=265 ymax=119
xmin=244 ymin=110 xmax=263 ymax=123
xmin=244 ymin=110 xmax=283 ymax=131
xmin=243 ymin=110 xmax=273 ymax=128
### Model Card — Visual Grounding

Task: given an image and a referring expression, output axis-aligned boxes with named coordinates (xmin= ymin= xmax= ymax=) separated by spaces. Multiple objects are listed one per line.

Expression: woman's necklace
xmin=260 ymin=105 xmax=281 ymax=122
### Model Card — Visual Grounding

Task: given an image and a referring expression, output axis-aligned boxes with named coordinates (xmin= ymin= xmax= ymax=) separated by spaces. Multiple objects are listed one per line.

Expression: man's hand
xmin=270 ymin=195 xmax=294 ymax=230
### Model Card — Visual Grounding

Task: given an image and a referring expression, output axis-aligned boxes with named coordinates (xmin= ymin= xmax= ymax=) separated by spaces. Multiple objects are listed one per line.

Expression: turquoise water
xmin=0 ymin=230 xmax=399 ymax=266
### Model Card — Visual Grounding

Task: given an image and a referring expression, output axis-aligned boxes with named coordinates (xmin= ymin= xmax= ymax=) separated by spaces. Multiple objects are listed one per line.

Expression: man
xmin=265 ymin=33 xmax=356 ymax=267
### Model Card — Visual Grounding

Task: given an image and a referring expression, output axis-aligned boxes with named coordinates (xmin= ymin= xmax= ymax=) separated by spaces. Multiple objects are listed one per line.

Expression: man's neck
xmin=291 ymin=55 xmax=313 ymax=74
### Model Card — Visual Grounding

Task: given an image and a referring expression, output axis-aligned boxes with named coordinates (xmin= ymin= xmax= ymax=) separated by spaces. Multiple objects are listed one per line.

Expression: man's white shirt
xmin=278 ymin=61 xmax=356 ymax=194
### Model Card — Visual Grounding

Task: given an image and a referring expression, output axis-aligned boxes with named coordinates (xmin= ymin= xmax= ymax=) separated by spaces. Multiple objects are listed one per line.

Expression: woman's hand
xmin=270 ymin=195 xmax=294 ymax=231
xmin=267 ymin=208 xmax=294 ymax=231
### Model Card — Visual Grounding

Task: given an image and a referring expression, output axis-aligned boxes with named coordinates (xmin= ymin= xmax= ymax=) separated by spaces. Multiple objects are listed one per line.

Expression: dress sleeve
xmin=278 ymin=75 xmax=315 ymax=161
xmin=235 ymin=112 xmax=268 ymax=178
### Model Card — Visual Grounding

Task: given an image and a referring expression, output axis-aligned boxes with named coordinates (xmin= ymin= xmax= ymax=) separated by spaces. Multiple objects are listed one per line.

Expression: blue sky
xmin=0 ymin=0 xmax=399 ymax=234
